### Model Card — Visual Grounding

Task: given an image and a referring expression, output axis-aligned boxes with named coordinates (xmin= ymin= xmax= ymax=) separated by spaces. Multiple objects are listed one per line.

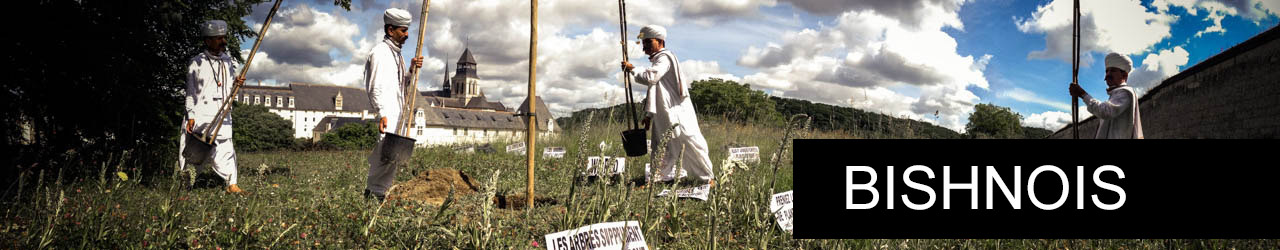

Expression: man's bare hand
xmin=622 ymin=61 xmax=635 ymax=72
xmin=185 ymin=119 xmax=195 ymax=133
xmin=1069 ymin=83 xmax=1087 ymax=98
xmin=379 ymin=117 xmax=387 ymax=133
xmin=641 ymin=116 xmax=651 ymax=130
xmin=235 ymin=76 xmax=245 ymax=86
xmin=412 ymin=56 xmax=424 ymax=70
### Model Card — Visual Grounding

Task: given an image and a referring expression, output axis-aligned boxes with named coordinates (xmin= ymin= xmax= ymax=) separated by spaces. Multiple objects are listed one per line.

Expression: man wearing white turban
xmin=180 ymin=20 xmax=247 ymax=194
xmin=1070 ymin=52 xmax=1144 ymax=139
xmin=364 ymin=8 xmax=423 ymax=200
xmin=622 ymin=25 xmax=716 ymax=189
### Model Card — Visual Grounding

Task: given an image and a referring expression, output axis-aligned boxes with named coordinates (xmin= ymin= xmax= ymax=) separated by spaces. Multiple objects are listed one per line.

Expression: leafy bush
xmin=231 ymin=103 xmax=294 ymax=152
xmin=965 ymin=103 xmax=1024 ymax=139
xmin=319 ymin=121 xmax=378 ymax=150
xmin=689 ymin=78 xmax=783 ymax=126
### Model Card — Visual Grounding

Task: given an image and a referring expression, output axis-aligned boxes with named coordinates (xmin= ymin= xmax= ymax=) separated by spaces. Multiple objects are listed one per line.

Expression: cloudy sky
xmin=239 ymin=0 xmax=1279 ymax=132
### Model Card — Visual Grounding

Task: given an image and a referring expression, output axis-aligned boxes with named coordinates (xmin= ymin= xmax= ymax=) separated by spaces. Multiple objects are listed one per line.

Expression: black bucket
xmin=621 ymin=128 xmax=648 ymax=157
xmin=182 ymin=132 xmax=216 ymax=165
xmin=379 ymin=132 xmax=417 ymax=165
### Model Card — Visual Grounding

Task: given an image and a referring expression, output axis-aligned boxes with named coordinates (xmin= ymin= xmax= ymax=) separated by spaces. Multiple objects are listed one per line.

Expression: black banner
xmin=792 ymin=139 xmax=1280 ymax=238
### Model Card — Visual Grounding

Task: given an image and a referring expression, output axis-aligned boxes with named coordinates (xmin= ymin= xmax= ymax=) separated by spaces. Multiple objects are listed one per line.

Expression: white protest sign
xmin=770 ymin=190 xmax=794 ymax=233
xmin=544 ymin=221 xmax=648 ymax=250
xmin=727 ymin=146 xmax=760 ymax=163
xmin=584 ymin=156 xmax=626 ymax=177
xmin=770 ymin=190 xmax=793 ymax=211
xmin=507 ymin=142 xmax=526 ymax=154
xmin=543 ymin=147 xmax=566 ymax=158
xmin=656 ymin=184 xmax=711 ymax=201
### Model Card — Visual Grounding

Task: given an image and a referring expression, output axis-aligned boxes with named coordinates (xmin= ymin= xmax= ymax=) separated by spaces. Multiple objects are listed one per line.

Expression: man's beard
xmin=208 ymin=45 xmax=225 ymax=55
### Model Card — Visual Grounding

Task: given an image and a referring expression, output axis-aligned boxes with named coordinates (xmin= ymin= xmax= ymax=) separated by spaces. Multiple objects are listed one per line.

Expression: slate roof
xmin=312 ymin=116 xmax=373 ymax=132
xmin=518 ymin=96 xmax=559 ymax=131
xmin=239 ymin=83 xmax=373 ymax=112
xmin=415 ymin=107 xmax=526 ymax=130
xmin=458 ymin=48 xmax=476 ymax=65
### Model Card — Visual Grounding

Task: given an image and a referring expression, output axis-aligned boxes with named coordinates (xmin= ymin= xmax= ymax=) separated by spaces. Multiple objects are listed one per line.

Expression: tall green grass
xmin=2 ymin=114 xmax=1278 ymax=249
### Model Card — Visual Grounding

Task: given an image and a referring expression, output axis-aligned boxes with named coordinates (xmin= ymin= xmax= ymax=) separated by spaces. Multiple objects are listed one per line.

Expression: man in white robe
xmin=364 ymin=8 xmax=422 ymax=200
xmin=180 ymin=20 xmax=246 ymax=194
xmin=622 ymin=25 xmax=715 ymax=187
xmin=1070 ymin=52 xmax=1144 ymax=139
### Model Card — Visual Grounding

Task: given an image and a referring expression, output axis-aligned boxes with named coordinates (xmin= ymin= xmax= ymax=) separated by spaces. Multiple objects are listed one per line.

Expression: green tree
xmin=965 ymin=103 xmax=1024 ymax=139
xmin=231 ymin=103 xmax=294 ymax=152
xmin=689 ymin=78 xmax=783 ymax=125
xmin=4 ymin=0 xmax=355 ymax=177
xmin=1022 ymin=126 xmax=1053 ymax=139
xmin=320 ymin=122 xmax=379 ymax=150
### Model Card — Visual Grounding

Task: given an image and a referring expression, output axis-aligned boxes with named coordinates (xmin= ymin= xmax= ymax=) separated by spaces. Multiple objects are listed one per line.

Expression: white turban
xmin=201 ymin=20 xmax=227 ymax=37
xmin=636 ymin=25 xmax=666 ymax=42
xmin=1105 ymin=52 xmax=1132 ymax=74
xmin=384 ymin=8 xmax=412 ymax=27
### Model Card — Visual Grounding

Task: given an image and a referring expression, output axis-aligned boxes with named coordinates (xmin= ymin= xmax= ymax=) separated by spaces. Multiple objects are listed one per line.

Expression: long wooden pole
xmin=1071 ymin=0 xmax=1080 ymax=139
xmin=618 ymin=0 xmax=639 ymax=130
xmin=205 ymin=0 xmax=284 ymax=142
xmin=527 ymin=0 xmax=539 ymax=210
xmin=398 ymin=0 xmax=432 ymax=135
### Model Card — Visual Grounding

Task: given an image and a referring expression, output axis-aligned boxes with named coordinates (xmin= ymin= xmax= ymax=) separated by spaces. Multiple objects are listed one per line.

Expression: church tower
xmin=441 ymin=57 xmax=452 ymax=97
xmin=451 ymin=48 xmax=480 ymax=102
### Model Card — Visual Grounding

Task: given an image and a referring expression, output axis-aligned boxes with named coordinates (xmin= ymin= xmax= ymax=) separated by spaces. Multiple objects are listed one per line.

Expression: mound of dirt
xmin=389 ymin=168 xmax=481 ymax=205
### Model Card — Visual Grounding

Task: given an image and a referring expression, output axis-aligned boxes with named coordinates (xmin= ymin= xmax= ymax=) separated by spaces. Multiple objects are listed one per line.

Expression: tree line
xmin=558 ymin=78 xmax=1051 ymax=139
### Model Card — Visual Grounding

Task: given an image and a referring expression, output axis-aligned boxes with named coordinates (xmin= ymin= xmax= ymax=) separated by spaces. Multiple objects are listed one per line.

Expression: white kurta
xmin=1082 ymin=85 xmax=1144 ymax=139
xmin=180 ymin=51 xmax=239 ymax=185
xmin=364 ymin=37 xmax=410 ymax=195
xmin=630 ymin=49 xmax=714 ymax=182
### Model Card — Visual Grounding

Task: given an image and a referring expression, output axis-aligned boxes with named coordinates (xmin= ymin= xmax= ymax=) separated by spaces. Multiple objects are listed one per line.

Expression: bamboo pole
xmin=527 ymin=0 xmax=539 ymax=210
xmin=618 ymin=0 xmax=639 ymax=130
xmin=397 ymin=0 xmax=432 ymax=135
xmin=1071 ymin=0 xmax=1080 ymax=139
xmin=205 ymin=0 xmax=284 ymax=142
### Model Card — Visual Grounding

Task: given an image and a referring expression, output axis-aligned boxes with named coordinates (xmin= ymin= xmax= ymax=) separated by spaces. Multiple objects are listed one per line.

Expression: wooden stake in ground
xmin=397 ymin=0 xmax=432 ymax=135
xmin=527 ymin=0 xmax=539 ymax=210
xmin=204 ymin=0 xmax=283 ymax=142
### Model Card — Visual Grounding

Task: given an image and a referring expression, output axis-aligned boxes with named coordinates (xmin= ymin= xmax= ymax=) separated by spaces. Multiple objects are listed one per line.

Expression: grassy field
xmin=3 ymin=112 xmax=1279 ymax=249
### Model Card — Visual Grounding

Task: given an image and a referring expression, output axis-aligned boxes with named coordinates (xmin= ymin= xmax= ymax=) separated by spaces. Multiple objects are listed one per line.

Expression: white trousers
xmin=178 ymin=128 xmax=239 ymax=185
xmin=651 ymin=122 xmax=715 ymax=182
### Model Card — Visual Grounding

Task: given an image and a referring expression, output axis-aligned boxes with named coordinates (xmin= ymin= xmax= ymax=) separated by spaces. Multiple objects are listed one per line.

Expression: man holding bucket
xmin=621 ymin=25 xmax=715 ymax=188
xmin=363 ymin=8 xmax=423 ymax=201
xmin=180 ymin=20 xmax=246 ymax=194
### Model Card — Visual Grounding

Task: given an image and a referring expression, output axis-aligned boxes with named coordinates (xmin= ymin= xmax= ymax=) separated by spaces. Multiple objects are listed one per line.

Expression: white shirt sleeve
xmin=366 ymin=51 xmax=400 ymax=114
xmin=630 ymin=54 xmax=671 ymax=87
xmin=646 ymin=85 xmax=657 ymax=115
xmin=185 ymin=61 xmax=199 ymax=120
xmin=1083 ymin=90 xmax=1133 ymax=119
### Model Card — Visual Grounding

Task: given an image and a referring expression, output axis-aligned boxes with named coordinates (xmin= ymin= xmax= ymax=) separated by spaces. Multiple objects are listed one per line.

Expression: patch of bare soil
xmin=389 ymin=168 xmax=480 ymax=205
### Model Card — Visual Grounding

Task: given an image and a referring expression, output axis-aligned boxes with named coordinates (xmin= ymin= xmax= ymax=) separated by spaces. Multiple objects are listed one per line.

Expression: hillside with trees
xmin=558 ymin=78 xmax=1050 ymax=139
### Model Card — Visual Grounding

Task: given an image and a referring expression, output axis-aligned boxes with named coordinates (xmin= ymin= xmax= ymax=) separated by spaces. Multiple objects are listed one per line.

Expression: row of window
xmin=449 ymin=128 xmax=513 ymax=136
xmin=399 ymin=127 xmax=521 ymax=137
xmin=234 ymin=94 xmax=295 ymax=108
